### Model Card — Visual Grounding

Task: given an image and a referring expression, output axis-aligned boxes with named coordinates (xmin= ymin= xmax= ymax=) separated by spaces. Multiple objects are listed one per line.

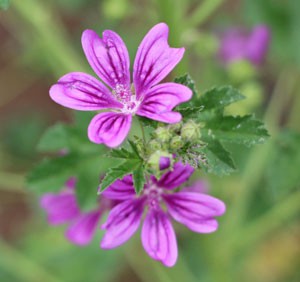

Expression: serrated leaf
xmin=174 ymin=74 xmax=198 ymax=99
xmin=99 ymin=160 xmax=142 ymax=192
xmin=266 ymin=130 xmax=300 ymax=198
xmin=198 ymin=86 xmax=245 ymax=110
xmin=109 ymin=140 xmax=141 ymax=160
xmin=110 ymin=147 xmax=134 ymax=159
xmin=177 ymin=86 xmax=245 ymax=121
xmin=133 ymin=166 xmax=145 ymax=194
xmin=201 ymin=140 xmax=236 ymax=176
xmin=203 ymin=115 xmax=269 ymax=146
xmin=128 ymin=140 xmax=141 ymax=157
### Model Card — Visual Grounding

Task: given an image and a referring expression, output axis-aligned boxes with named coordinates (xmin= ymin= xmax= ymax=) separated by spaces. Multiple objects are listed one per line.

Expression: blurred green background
xmin=0 ymin=0 xmax=299 ymax=281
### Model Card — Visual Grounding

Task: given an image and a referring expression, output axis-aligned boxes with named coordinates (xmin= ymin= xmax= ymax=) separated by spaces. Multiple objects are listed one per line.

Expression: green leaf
xmin=200 ymin=140 xmax=236 ymax=176
xmin=27 ymin=154 xmax=77 ymax=193
xmin=0 ymin=0 xmax=9 ymax=10
xmin=174 ymin=74 xmax=198 ymax=99
xmin=99 ymin=159 xmax=142 ymax=192
xmin=133 ymin=166 xmax=145 ymax=194
xmin=109 ymin=140 xmax=141 ymax=160
xmin=110 ymin=147 xmax=134 ymax=159
xmin=266 ymin=130 xmax=300 ymax=198
xmin=37 ymin=120 xmax=103 ymax=155
xmin=37 ymin=124 xmax=69 ymax=152
xmin=138 ymin=116 xmax=158 ymax=129
xmin=75 ymin=167 xmax=99 ymax=211
xmin=198 ymin=86 xmax=245 ymax=110
xmin=203 ymin=115 xmax=269 ymax=146
xmin=177 ymin=86 xmax=245 ymax=121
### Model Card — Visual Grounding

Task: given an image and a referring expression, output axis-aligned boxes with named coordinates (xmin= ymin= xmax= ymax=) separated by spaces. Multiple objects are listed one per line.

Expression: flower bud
xmin=148 ymin=140 xmax=161 ymax=151
xmin=154 ymin=127 xmax=171 ymax=142
xmin=227 ymin=60 xmax=256 ymax=83
xmin=147 ymin=151 xmax=171 ymax=172
xmin=159 ymin=156 xmax=171 ymax=170
xmin=168 ymin=122 xmax=182 ymax=133
xmin=181 ymin=120 xmax=200 ymax=141
xmin=170 ymin=136 xmax=184 ymax=150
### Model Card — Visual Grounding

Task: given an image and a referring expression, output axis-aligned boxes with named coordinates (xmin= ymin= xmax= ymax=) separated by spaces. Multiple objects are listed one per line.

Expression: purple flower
xmin=100 ymin=162 xmax=226 ymax=267
xmin=40 ymin=178 xmax=113 ymax=245
xmin=50 ymin=23 xmax=192 ymax=147
xmin=219 ymin=25 xmax=271 ymax=65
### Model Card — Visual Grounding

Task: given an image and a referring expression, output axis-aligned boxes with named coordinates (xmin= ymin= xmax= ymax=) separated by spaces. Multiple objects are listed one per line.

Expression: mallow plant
xmin=28 ymin=23 xmax=269 ymax=267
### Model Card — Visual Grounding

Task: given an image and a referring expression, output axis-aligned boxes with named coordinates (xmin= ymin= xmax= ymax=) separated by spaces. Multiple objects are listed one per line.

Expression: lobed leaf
xmin=99 ymin=159 xmax=142 ymax=192
xmin=203 ymin=115 xmax=269 ymax=146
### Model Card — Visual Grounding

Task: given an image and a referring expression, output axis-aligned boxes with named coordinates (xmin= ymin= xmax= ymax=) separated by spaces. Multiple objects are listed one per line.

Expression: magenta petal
xmin=163 ymin=192 xmax=226 ymax=233
xmin=82 ymin=29 xmax=130 ymax=89
xmin=159 ymin=156 xmax=171 ymax=170
xmin=88 ymin=112 xmax=132 ymax=147
xmin=102 ymin=175 xmax=135 ymax=200
xmin=141 ymin=208 xmax=177 ymax=267
xmin=133 ymin=23 xmax=185 ymax=98
xmin=40 ymin=192 xmax=80 ymax=225
xmin=247 ymin=25 xmax=271 ymax=65
xmin=183 ymin=180 xmax=209 ymax=194
xmin=156 ymin=162 xmax=194 ymax=189
xmin=100 ymin=199 xmax=144 ymax=249
xmin=65 ymin=210 xmax=101 ymax=245
xmin=137 ymin=83 xmax=192 ymax=123
xmin=49 ymin=72 xmax=122 ymax=111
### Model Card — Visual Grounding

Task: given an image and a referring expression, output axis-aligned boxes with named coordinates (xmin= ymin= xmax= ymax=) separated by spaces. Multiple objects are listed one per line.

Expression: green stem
xmin=185 ymin=0 xmax=224 ymax=29
xmin=138 ymin=119 xmax=147 ymax=145
xmin=0 ymin=239 xmax=63 ymax=282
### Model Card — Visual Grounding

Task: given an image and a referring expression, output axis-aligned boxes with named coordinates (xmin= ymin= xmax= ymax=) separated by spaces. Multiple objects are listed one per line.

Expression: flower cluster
xmin=41 ymin=162 xmax=225 ymax=267
xmin=41 ymin=22 xmax=234 ymax=267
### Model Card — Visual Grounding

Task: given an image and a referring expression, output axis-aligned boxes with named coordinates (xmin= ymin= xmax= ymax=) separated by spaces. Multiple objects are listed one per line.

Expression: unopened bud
xmin=181 ymin=120 xmax=200 ymax=141
xmin=148 ymin=140 xmax=161 ymax=151
xmin=147 ymin=151 xmax=171 ymax=172
xmin=159 ymin=156 xmax=171 ymax=170
xmin=168 ymin=122 xmax=182 ymax=133
xmin=154 ymin=127 xmax=171 ymax=142
xmin=170 ymin=136 xmax=184 ymax=150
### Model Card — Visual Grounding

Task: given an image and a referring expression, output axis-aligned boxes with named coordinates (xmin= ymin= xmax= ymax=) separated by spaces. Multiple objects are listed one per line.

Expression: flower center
xmin=143 ymin=184 xmax=163 ymax=209
xmin=113 ymin=84 xmax=140 ymax=114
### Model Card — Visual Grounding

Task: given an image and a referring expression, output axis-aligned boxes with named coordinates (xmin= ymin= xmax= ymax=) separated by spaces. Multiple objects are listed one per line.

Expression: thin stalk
xmin=185 ymin=0 xmax=224 ymax=29
xmin=0 ymin=239 xmax=63 ymax=282
xmin=139 ymin=119 xmax=147 ymax=145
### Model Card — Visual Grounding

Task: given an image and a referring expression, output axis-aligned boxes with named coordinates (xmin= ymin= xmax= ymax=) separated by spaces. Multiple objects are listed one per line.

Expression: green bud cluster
xmin=145 ymin=121 xmax=202 ymax=164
